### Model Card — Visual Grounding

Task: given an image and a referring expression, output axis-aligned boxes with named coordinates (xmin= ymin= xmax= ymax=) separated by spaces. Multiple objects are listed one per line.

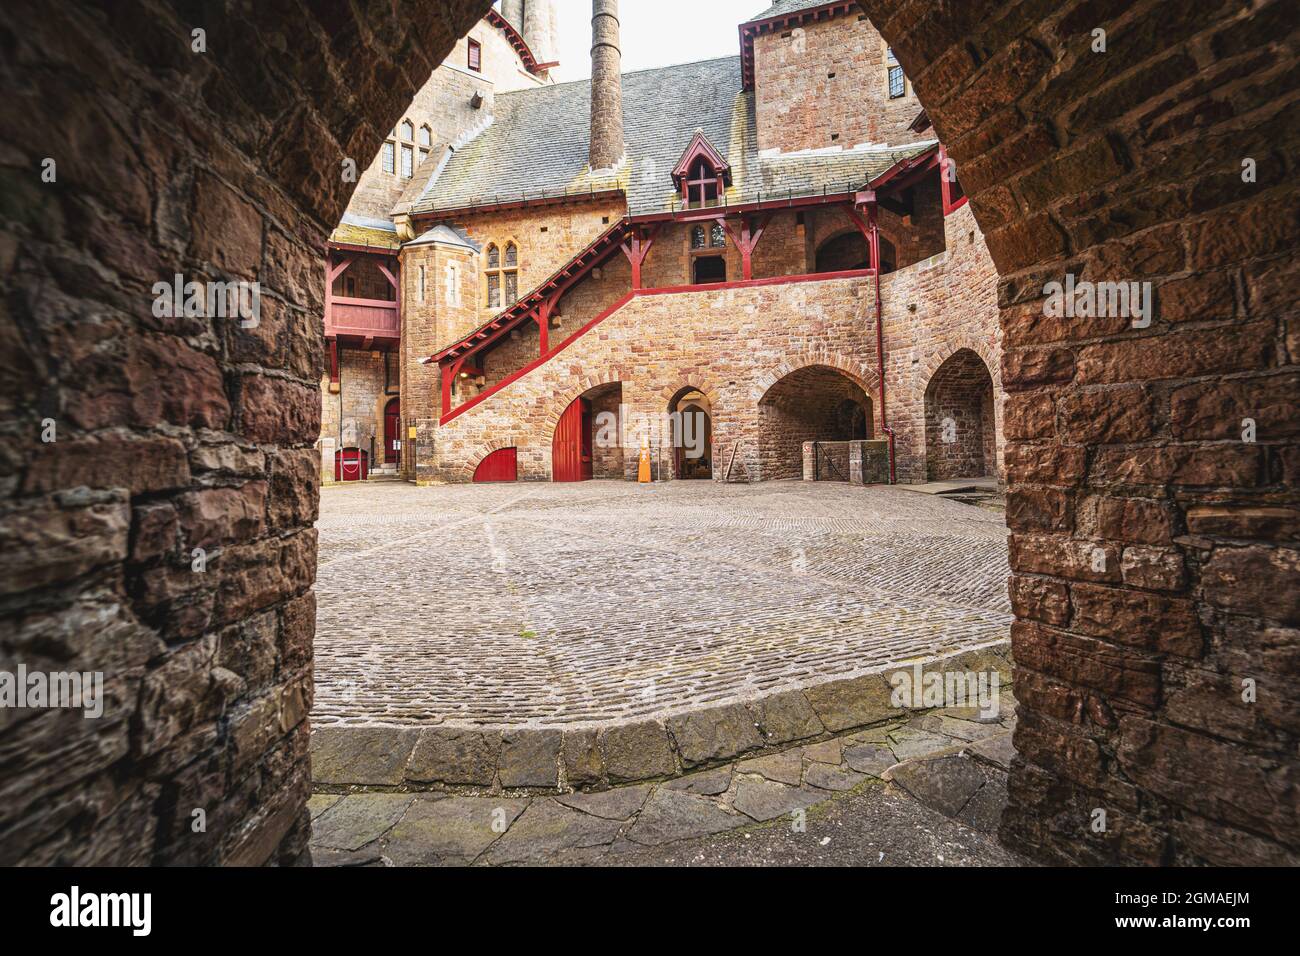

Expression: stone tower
xmin=501 ymin=0 xmax=524 ymax=31
xmin=589 ymin=0 xmax=625 ymax=171
xmin=523 ymin=0 xmax=556 ymax=64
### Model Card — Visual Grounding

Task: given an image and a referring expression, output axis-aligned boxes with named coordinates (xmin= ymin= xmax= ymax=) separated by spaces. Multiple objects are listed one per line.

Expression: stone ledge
xmin=311 ymin=640 xmax=1013 ymax=793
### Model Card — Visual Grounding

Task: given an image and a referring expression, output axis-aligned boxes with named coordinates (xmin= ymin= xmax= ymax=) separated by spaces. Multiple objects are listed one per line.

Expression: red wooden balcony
xmin=325 ymin=297 xmax=400 ymax=343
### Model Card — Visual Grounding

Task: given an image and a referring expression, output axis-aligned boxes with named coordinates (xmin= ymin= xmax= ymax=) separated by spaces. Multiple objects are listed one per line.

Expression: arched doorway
xmin=383 ymin=398 xmax=401 ymax=466
xmin=815 ymin=231 xmax=870 ymax=272
xmin=473 ymin=447 xmax=518 ymax=483
xmin=923 ymin=349 xmax=995 ymax=481
xmin=757 ymin=365 xmax=873 ymax=480
xmin=553 ymin=383 xmax=624 ymax=481
xmin=668 ymin=388 xmax=713 ymax=479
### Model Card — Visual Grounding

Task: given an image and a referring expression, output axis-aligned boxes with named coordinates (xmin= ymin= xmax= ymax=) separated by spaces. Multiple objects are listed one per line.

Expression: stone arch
xmin=923 ymin=348 xmax=996 ymax=480
xmin=814 ymin=229 xmax=870 ymax=273
xmin=756 ymin=363 xmax=875 ymax=481
xmin=455 ymin=442 xmax=521 ymax=483
xmin=4 ymin=0 xmax=1292 ymax=870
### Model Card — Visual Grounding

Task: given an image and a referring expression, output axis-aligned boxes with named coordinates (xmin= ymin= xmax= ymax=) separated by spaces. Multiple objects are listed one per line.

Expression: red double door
xmin=473 ymin=447 xmax=518 ymax=482
xmin=552 ymin=396 xmax=593 ymax=482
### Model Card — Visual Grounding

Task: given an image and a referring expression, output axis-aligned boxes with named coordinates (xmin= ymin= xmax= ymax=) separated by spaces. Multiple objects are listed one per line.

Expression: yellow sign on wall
xmin=408 ymin=427 xmax=418 ymax=440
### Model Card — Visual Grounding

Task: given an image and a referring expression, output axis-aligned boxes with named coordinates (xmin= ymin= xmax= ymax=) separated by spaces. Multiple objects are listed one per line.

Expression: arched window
xmin=484 ymin=242 xmax=520 ymax=309
xmin=691 ymin=226 xmax=706 ymax=250
xmin=400 ymin=120 xmax=414 ymax=140
xmin=709 ymin=222 xmax=727 ymax=248
xmin=418 ymin=125 xmax=432 ymax=166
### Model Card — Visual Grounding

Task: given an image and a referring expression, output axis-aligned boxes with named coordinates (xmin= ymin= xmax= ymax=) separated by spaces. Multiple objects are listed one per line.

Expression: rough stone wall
xmin=879 ymin=200 xmax=1004 ymax=483
xmin=0 ymin=0 xmax=491 ymax=866
xmin=399 ymin=239 xmax=478 ymax=482
xmin=752 ymin=8 xmax=930 ymax=152
xmin=863 ymin=0 xmax=1299 ymax=864
xmin=428 ymin=273 xmax=885 ymax=483
xmin=449 ymin=199 xmax=624 ymax=318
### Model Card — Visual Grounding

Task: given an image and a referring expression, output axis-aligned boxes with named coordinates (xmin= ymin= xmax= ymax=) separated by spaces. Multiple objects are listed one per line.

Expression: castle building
xmin=321 ymin=0 xmax=1004 ymax=487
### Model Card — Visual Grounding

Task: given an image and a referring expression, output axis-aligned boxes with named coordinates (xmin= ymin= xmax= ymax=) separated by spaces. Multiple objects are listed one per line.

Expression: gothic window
xmin=685 ymin=158 xmax=720 ymax=207
xmin=690 ymin=226 xmax=706 ymax=250
xmin=381 ymin=141 xmax=395 ymax=174
xmin=400 ymin=144 xmax=413 ymax=178
xmin=709 ymin=222 xmax=727 ymax=248
xmin=885 ymin=45 xmax=907 ymax=98
xmin=418 ymin=125 xmax=432 ymax=147
xmin=401 ymin=120 xmax=414 ymax=141
xmin=484 ymin=242 xmax=519 ymax=309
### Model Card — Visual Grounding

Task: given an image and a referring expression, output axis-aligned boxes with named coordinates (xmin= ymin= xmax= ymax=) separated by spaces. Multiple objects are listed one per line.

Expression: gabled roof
xmin=672 ymin=130 xmax=733 ymax=187
xmin=411 ymin=54 xmax=928 ymax=221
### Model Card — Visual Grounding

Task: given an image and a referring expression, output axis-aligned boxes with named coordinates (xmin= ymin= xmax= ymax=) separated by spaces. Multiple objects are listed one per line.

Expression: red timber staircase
xmin=425 ymin=218 xmax=641 ymax=425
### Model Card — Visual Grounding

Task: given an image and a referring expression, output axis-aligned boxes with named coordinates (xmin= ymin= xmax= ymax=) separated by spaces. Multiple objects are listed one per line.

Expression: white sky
xmin=544 ymin=0 xmax=768 ymax=82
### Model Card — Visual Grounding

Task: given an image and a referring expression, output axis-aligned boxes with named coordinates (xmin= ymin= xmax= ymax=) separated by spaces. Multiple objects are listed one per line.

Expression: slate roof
xmin=406 ymin=224 xmax=480 ymax=251
xmin=330 ymin=214 xmax=400 ymax=250
xmin=410 ymin=55 xmax=932 ymax=220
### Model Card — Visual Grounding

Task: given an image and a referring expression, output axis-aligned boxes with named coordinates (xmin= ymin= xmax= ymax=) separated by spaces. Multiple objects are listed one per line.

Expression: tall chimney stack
xmin=501 ymin=0 xmax=524 ymax=32
xmin=589 ymin=0 xmax=625 ymax=171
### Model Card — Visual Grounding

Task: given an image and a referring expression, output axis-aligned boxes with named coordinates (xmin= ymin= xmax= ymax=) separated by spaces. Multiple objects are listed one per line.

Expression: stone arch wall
xmin=4 ymin=0 xmax=1294 ymax=868
xmin=862 ymin=0 xmax=1299 ymax=864
xmin=924 ymin=348 xmax=996 ymax=480
xmin=0 ymin=0 xmax=496 ymax=866
xmin=757 ymin=363 xmax=876 ymax=481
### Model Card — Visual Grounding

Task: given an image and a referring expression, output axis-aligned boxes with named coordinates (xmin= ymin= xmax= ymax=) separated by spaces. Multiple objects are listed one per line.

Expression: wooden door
xmin=473 ymin=447 xmax=518 ymax=483
xmin=553 ymin=396 xmax=593 ymax=482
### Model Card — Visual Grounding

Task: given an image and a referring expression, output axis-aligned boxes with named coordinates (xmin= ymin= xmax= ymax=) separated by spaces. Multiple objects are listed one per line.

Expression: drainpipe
xmin=868 ymin=205 xmax=896 ymax=484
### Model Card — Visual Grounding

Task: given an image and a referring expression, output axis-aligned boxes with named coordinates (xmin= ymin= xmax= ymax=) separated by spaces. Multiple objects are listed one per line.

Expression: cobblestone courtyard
xmin=313 ymin=480 xmax=1011 ymax=729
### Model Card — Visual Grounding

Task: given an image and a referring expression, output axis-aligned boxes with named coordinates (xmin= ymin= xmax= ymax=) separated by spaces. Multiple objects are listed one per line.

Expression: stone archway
xmin=758 ymin=364 xmax=874 ymax=480
xmin=924 ymin=348 xmax=996 ymax=480
xmin=0 ymin=0 xmax=499 ymax=867
xmin=2 ymin=0 xmax=1295 ymax=868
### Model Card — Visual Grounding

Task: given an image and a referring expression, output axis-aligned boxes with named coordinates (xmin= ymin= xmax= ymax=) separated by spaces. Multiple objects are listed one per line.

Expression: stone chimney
xmin=589 ymin=0 xmax=625 ymax=171
xmin=501 ymin=0 xmax=524 ymax=32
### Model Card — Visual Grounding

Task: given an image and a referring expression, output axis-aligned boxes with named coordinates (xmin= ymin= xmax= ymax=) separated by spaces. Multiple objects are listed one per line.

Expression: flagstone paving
xmin=313 ymin=479 xmax=1011 ymax=731
xmin=307 ymin=700 xmax=1026 ymax=867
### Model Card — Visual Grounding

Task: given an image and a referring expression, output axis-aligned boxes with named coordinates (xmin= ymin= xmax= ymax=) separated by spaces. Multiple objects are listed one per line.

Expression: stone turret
xmin=523 ymin=0 xmax=555 ymax=64
xmin=501 ymin=0 xmax=524 ymax=31
xmin=589 ymin=0 xmax=625 ymax=171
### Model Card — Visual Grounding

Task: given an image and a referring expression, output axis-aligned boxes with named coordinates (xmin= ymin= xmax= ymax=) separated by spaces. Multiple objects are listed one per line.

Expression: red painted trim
xmin=486 ymin=9 xmax=553 ymax=76
xmin=938 ymin=145 xmax=969 ymax=216
xmin=440 ymin=292 xmax=635 ymax=425
xmin=672 ymin=132 xmax=733 ymax=188
xmin=438 ymin=269 xmax=876 ymax=425
xmin=867 ymin=144 xmax=941 ymax=191
xmin=332 ymin=295 xmax=398 ymax=310
xmin=328 ymin=240 xmax=400 ymax=255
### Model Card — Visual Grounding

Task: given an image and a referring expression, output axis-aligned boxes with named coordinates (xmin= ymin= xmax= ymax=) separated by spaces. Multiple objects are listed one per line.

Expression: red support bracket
xmin=329 ymin=339 xmax=339 ymax=387
xmin=442 ymin=356 xmax=466 ymax=419
xmin=619 ymin=224 xmax=659 ymax=290
xmin=722 ymin=213 xmax=771 ymax=281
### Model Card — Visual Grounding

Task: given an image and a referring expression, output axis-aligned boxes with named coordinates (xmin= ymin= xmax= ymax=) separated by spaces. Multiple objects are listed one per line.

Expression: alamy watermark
xmin=889 ymin=663 xmax=1000 ymax=719
xmin=152 ymin=273 xmax=261 ymax=328
xmin=1043 ymin=273 xmax=1152 ymax=328
xmin=0 ymin=665 xmax=103 ymax=718
xmin=594 ymin=404 xmax=708 ymax=459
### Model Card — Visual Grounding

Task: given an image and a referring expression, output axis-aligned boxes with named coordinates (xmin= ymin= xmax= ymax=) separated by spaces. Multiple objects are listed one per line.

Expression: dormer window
xmin=672 ymin=131 xmax=732 ymax=210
